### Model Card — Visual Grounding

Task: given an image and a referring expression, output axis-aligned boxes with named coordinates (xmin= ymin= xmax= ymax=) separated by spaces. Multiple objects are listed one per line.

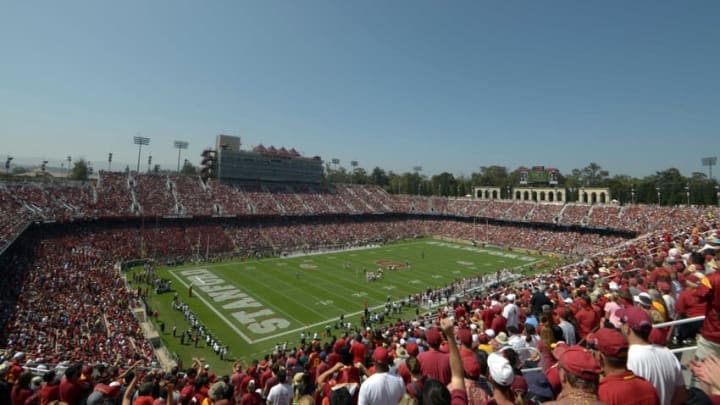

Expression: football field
xmin=132 ymin=238 xmax=546 ymax=373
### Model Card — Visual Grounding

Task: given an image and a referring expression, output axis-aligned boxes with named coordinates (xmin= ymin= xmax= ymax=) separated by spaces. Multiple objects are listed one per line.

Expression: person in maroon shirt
xmin=574 ymin=297 xmax=599 ymax=341
xmin=349 ymin=335 xmax=366 ymax=365
xmin=696 ymin=263 xmax=720 ymax=361
xmin=675 ymin=274 xmax=705 ymax=343
xmin=457 ymin=328 xmax=475 ymax=359
xmin=10 ymin=372 xmax=32 ymax=405
xmin=490 ymin=307 xmax=507 ymax=335
xmin=418 ymin=327 xmax=451 ymax=385
xmin=59 ymin=363 xmax=86 ymax=405
xmin=40 ymin=370 xmax=61 ymax=405
xmin=589 ymin=328 xmax=659 ymax=405
xmin=480 ymin=301 xmax=495 ymax=331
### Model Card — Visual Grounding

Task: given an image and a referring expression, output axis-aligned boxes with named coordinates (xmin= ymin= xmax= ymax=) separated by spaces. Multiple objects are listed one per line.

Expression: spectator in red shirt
xmin=59 ymin=363 xmax=86 ymax=405
xmin=418 ymin=327 xmax=451 ymax=385
xmin=589 ymin=328 xmax=659 ymax=405
xmin=10 ymin=371 xmax=32 ymax=405
xmin=545 ymin=346 xmax=603 ymax=405
xmin=695 ymin=267 xmax=720 ymax=361
xmin=574 ymin=296 xmax=599 ymax=340
xmin=675 ymin=274 xmax=705 ymax=343
xmin=349 ymin=335 xmax=366 ymax=365
xmin=490 ymin=306 xmax=507 ymax=335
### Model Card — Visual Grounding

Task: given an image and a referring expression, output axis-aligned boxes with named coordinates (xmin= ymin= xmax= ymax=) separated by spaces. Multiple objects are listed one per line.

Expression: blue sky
xmin=1 ymin=1 xmax=718 ymax=178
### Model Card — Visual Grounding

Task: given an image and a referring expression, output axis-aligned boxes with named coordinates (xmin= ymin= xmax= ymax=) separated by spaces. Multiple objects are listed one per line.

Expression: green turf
xmin=129 ymin=238 xmax=547 ymax=375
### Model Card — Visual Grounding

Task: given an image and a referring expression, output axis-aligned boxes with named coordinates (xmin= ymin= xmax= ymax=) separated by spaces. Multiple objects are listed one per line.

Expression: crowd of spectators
xmin=557 ymin=204 xmax=590 ymax=226
xmin=5 ymin=174 xmax=720 ymax=404
xmin=4 ymin=218 xmax=719 ymax=404
xmin=133 ymin=174 xmax=177 ymax=216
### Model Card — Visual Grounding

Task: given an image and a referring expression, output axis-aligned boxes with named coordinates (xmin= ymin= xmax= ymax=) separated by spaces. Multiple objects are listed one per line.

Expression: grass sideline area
xmin=128 ymin=238 xmax=552 ymax=375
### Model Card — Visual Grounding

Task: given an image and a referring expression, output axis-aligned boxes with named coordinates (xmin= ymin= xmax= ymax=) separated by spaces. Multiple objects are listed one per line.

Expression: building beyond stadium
xmin=215 ymin=134 xmax=323 ymax=183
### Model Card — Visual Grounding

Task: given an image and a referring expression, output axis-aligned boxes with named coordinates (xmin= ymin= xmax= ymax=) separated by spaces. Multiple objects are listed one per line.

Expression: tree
xmin=431 ymin=172 xmax=456 ymax=196
xmin=369 ymin=167 xmax=389 ymax=187
xmin=181 ymin=161 xmax=198 ymax=175
xmin=69 ymin=159 xmax=89 ymax=181
xmin=475 ymin=165 xmax=509 ymax=187
xmin=351 ymin=167 xmax=368 ymax=184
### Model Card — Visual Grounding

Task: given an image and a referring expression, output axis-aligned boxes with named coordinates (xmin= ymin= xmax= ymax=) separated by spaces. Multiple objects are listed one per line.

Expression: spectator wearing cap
xmin=454 ymin=354 xmax=491 ymax=405
xmin=396 ymin=342 xmax=419 ymax=385
xmin=484 ymin=352 xmax=516 ymax=404
xmin=417 ymin=327 xmax=451 ymax=385
xmin=544 ymin=346 xmax=603 ymax=405
xmin=619 ymin=306 xmax=686 ymax=405
xmin=588 ymin=328 xmax=659 ymax=405
xmin=457 ymin=328 xmax=475 ymax=359
xmin=358 ymin=346 xmax=404 ymax=405
xmin=424 ymin=316 xmax=468 ymax=405
xmin=675 ymin=274 xmax=704 ymax=344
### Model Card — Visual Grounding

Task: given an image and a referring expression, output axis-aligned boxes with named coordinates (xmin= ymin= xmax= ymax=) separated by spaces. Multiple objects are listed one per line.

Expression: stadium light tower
xmin=134 ymin=135 xmax=150 ymax=173
xmin=174 ymin=141 xmax=189 ymax=172
xmin=108 ymin=152 xmax=113 ymax=171
xmin=413 ymin=166 xmax=422 ymax=195
xmin=702 ymin=157 xmax=717 ymax=180
xmin=350 ymin=160 xmax=358 ymax=184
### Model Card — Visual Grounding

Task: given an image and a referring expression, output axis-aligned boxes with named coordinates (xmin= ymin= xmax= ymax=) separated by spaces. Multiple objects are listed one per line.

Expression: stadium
xmin=3 ymin=2 xmax=720 ymax=404
xmin=1 ymin=131 xmax=719 ymax=405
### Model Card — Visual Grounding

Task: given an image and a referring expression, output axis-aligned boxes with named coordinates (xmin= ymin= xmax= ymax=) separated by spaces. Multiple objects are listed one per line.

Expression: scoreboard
xmin=519 ymin=166 xmax=558 ymax=185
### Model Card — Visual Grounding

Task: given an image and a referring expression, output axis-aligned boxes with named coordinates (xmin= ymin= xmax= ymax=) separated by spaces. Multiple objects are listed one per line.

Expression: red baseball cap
xmin=616 ymin=306 xmax=652 ymax=331
xmin=559 ymin=346 xmax=601 ymax=381
xmin=589 ymin=328 xmax=629 ymax=357
xmin=457 ymin=328 xmax=472 ymax=346
xmin=406 ymin=342 xmax=419 ymax=357
xmin=372 ymin=347 xmax=390 ymax=364
xmin=425 ymin=327 xmax=443 ymax=347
